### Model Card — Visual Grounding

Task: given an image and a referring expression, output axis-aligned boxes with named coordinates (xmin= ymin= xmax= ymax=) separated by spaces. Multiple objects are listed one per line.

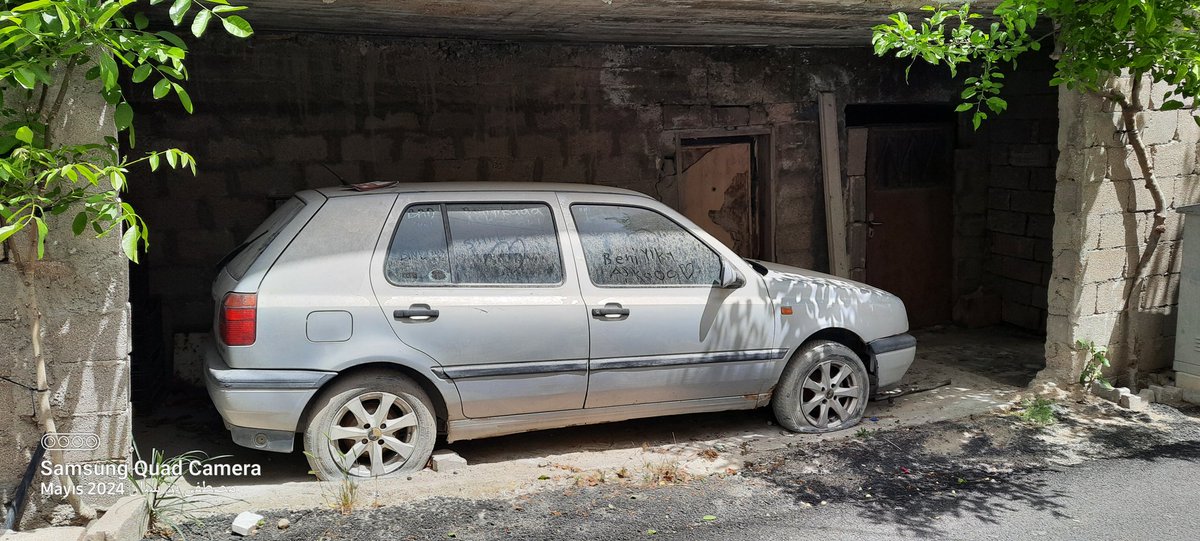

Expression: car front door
xmin=557 ymin=194 xmax=778 ymax=409
xmin=371 ymin=193 xmax=589 ymax=418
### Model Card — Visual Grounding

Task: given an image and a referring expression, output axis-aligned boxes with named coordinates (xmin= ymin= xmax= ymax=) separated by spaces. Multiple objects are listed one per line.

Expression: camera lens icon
xmin=41 ymin=433 xmax=99 ymax=451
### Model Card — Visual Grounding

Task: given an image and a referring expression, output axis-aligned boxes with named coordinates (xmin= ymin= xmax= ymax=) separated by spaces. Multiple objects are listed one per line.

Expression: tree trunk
xmin=13 ymin=230 xmax=96 ymax=520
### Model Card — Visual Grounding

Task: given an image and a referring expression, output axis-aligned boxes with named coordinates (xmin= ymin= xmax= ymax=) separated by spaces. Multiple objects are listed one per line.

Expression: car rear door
xmin=556 ymin=193 xmax=778 ymax=408
xmin=370 ymin=192 xmax=589 ymax=418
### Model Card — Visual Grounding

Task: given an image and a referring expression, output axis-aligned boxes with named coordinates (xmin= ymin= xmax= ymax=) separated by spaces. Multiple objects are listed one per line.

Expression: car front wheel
xmin=303 ymin=371 xmax=437 ymax=480
xmin=772 ymin=340 xmax=870 ymax=433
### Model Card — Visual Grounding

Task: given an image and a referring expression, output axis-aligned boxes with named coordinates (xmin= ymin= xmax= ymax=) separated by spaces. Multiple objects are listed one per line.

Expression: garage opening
xmin=844 ymin=96 xmax=1057 ymax=387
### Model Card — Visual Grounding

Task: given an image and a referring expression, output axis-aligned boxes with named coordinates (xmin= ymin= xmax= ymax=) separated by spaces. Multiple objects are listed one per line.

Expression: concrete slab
xmin=1 ymin=526 xmax=86 ymax=541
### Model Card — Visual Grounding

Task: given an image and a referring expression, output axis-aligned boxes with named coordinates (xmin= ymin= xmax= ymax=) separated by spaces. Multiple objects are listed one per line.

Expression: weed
xmin=127 ymin=446 xmax=238 ymax=539
xmin=1077 ymin=339 xmax=1112 ymax=390
xmin=854 ymin=427 xmax=876 ymax=439
xmin=642 ymin=460 xmax=690 ymax=486
xmin=697 ymin=448 xmax=719 ymax=461
xmin=1016 ymin=397 xmax=1057 ymax=426
xmin=574 ymin=470 xmax=607 ymax=487
xmin=304 ymin=442 xmax=360 ymax=515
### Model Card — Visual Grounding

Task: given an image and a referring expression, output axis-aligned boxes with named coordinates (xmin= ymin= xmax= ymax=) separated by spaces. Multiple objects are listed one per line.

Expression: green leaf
xmin=15 ymin=126 xmax=33 ymax=144
xmin=12 ymin=67 xmax=36 ymax=89
xmin=173 ymin=84 xmax=193 ymax=113
xmin=0 ymin=223 xmax=20 ymax=243
xmin=135 ymin=12 xmax=150 ymax=30
xmin=115 ymin=103 xmax=133 ymax=130
xmin=111 ymin=171 xmax=125 ymax=191
xmin=1160 ymin=100 xmax=1185 ymax=111
xmin=34 ymin=217 xmax=47 ymax=259
xmin=121 ymin=226 xmax=140 ymax=263
xmin=12 ymin=1 xmax=51 ymax=13
xmin=221 ymin=15 xmax=254 ymax=37
xmin=212 ymin=5 xmax=246 ymax=13
xmin=191 ymin=9 xmax=212 ymax=37
xmin=99 ymin=52 xmax=118 ymax=90
xmin=166 ymin=149 xmax=178 ymax=168
xmin=169 ymin=0 xmax=193 ymax=26
xmin=131 ymin=64 xmax=153 ymax=83
xmin=955 ymin=103 xmax=973 ymax=113
xmin=157 ymin=31 xmax=187 ymax=50
xmin=153 ymin=78 xmax=172 ymax=99
xmin=702 ymin=515 xmax=717 ymax=521
xmin=148 ymin=152 xmax=160 ymax=171
xmin=72 ymin=212 xmax=87 ymax=235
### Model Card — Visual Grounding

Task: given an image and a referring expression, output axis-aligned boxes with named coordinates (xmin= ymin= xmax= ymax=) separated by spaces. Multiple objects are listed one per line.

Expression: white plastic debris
xmin=231 ymin=511 xmax=264 ymax=536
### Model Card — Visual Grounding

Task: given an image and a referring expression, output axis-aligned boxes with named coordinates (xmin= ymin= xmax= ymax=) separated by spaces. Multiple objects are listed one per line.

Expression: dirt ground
xmin=151 ymin=398 xmax=1200 ymax=540
xmin=130 ymin=326 xmax=1045 ymax=515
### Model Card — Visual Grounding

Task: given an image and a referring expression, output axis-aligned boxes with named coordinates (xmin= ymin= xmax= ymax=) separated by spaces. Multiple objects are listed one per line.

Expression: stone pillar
xmin=1 ymin=63 xmax=129 ymax=526
xmin=1043 ymin=78 xmax=1200 ymax=387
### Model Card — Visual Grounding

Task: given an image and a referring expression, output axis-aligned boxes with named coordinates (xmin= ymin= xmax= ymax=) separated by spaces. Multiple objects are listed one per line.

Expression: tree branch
xmin=42 ymin=56 xmax=77 ymax=149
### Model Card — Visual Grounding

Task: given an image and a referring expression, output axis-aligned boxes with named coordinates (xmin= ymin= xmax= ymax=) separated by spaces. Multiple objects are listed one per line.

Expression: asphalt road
xmin=727 ymin=453 xmax=1200 ymax=540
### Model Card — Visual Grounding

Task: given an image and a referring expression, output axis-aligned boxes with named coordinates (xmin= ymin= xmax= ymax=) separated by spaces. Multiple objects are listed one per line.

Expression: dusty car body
xmin=205 ymin=182 xmax=915 ymax=478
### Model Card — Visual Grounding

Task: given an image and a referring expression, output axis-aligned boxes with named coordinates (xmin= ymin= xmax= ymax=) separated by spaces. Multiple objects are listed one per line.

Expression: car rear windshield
xmin=222 ymin=197 xmax=306 ymax=279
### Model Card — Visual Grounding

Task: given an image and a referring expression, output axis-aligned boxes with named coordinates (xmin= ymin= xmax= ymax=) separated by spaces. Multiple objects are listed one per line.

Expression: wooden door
xmin=865 ymin=124 xmax=954 ymax=328
xmin=679 ymin=142 xmax=755 ymax=256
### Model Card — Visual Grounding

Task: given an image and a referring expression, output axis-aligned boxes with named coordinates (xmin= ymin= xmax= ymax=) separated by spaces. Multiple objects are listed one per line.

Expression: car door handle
xmin=592 ymin=305 xmax=630 ymax=318
xmin=394 ymin=306 xmax=439 ymax=320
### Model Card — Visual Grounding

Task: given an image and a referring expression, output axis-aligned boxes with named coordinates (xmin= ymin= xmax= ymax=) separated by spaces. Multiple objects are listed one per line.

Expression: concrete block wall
xmin=1045 ymin=77 xmax=1200 ymax=382
xmin=126 ymin=33 xmax=962 ymax=338
xmin=954 ymin=52 xmax=1059 ymax=332
xmin=1 ymin=66 xmax=129 ymax=525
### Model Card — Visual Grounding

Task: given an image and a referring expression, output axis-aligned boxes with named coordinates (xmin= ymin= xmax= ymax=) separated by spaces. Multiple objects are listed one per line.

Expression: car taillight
xmin=220 ymin=292 xmax=257 ymax=346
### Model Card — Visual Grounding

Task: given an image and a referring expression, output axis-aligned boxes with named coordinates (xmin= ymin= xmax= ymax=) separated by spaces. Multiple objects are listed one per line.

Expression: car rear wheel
xmin=303 ymin=371 xmax=436 ymax=480
xmin=772 ymin=340 xmax=870 ymax=433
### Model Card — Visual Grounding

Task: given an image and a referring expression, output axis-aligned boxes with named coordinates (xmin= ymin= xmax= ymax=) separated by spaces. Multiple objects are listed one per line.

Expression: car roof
xmin=313 ymin=181 xmax=651 ymax=199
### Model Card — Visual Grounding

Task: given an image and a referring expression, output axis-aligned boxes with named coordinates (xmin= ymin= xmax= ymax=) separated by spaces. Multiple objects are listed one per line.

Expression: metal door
xmin=864 ymin=124 xmax=955 ymax=328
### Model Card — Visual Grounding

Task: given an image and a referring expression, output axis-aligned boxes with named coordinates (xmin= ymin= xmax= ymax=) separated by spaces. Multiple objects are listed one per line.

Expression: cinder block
xmin=431 ymin=449 xmax=467 ymax=472
xmin=1118 ymin=391 xmax=1149 ymax=411
xmin=83 ymin=495 xmax=148 ymax=541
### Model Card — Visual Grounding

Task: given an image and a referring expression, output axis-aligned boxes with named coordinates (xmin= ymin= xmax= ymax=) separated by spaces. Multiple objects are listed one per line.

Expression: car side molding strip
xmin=433 ymin=359 xmax=589 ymax=379
xmin=589 ymin=348 xmax=790 ymax=371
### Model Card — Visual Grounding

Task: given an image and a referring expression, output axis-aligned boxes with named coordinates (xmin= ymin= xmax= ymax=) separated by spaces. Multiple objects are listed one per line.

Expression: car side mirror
xmin=718 ymin=260 xmax=746 ymax=289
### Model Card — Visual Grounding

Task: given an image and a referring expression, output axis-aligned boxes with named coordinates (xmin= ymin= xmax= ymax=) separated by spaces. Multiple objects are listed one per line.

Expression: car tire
xmin=303 ymin=371 xmax=437 ymax=480
xmin=772 ymin=340 xmax=870 ymax=433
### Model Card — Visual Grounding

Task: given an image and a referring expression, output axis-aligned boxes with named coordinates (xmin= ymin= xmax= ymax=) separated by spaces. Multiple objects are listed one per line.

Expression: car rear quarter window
xmin=385 ymin=202 xmax=564 ymax=286
xmin=571 ymin=204 xmax=721 ymax=286
xmin=224 ymin=197 xmax=305 ymax=280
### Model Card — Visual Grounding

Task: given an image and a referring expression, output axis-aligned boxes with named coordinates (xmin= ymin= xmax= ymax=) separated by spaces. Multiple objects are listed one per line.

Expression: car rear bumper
xmin=205 ymin=342 xmax=336 ymax=453
xmin=868 ymin=333 xmax=917 ymax=390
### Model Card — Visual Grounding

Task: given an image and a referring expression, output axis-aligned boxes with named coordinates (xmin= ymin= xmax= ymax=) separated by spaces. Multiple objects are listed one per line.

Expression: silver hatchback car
xmin=206 ymin=182 xmax=915 ymax=479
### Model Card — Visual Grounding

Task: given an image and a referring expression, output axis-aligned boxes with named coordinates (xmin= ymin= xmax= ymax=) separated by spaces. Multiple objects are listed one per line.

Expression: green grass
xmin=1016 ymin=397 xmax=1057 ymax=426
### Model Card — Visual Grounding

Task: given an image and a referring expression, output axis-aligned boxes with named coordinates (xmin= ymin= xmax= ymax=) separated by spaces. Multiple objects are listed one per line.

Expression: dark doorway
xmin=863 ymin=124 xmax=955 ymax=328
xmin=677 ymin=136 xmax=767 ymax=258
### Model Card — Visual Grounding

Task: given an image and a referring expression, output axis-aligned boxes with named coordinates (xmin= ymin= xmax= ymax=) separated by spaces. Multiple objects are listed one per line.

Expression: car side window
xmin=571 ymin=204 xmax=721 ymax=286
xmin=445 ymin=203 xmax=563 ymax=284
xmin=385 ymin=204 xmax=453 ymax=285
xmin=385 ymin=202 xmax=564 ymax=286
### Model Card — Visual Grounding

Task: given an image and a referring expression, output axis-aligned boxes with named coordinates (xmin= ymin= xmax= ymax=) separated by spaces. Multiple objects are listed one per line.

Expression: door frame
xmin=672 ymin=127 xmax=776 ymax=261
